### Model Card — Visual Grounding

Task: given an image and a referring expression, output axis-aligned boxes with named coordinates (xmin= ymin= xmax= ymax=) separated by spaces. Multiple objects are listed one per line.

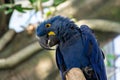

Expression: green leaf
xmin=29 ymin=0 xmax=36 ymax=4
xmin=14 ymin=4 xmax=25 ymax=13
xmin=107 ymin=54 xmax=115 ymax=59
xmin=53 ymin=0 xmax=66 ymax=6
xmin=22 ymin=7 xmax=33 ymax=10
xmin=4 ymin=8 xmax=13 ymax=14
xmin=0 ymin=4 xmax=13 ymax=10
xmin=46 ymin=11 xmax=52 ymax=17
xmin=107 ymin=60 xmax=112 ymax=67
xmin=41 ymin=0 xmax=48 ymax=2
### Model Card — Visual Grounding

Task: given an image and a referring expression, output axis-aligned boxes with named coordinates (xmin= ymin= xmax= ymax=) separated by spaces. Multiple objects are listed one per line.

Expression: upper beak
xmin=37 ymin=31 xmax=59 ymax=50
xmin=48 ymin=31 xmax=56 ymax=36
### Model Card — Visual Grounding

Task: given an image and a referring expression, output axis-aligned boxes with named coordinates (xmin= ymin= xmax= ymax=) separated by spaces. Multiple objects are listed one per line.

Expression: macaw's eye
xmin=45 ymin=24 xmax=51 ymax=28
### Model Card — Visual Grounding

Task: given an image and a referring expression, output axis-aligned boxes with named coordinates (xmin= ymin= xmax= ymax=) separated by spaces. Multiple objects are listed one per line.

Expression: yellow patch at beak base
xmin=48 ymin=31 xmax=55 ymax=36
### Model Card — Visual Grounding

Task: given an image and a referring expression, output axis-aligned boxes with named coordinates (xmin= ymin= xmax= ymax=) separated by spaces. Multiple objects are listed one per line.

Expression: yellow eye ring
xmin=45 ymin=24 xmax=51 ymax=28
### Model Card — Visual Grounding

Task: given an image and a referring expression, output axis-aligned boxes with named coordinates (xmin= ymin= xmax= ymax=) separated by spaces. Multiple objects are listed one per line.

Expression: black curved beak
xmin=37 ymin=32 xmax=59 ymax=50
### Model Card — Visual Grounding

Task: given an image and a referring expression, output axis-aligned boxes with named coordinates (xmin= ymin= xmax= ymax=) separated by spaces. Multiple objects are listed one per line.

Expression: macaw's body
xmin=36 ymin=16 xmax=107 ymax=80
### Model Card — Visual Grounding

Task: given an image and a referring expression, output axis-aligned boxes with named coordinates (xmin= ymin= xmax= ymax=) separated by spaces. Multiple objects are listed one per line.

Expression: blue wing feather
xmin=80 ymin=25 xmax=107 ymax=80
xmin=56 ymin=47 xmax=66 ymax=80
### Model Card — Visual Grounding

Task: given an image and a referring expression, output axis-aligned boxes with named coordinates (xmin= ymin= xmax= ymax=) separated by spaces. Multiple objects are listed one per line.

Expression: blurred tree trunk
xmin=0 ymin=0 xmax=7 ymax=37
xmin=0 ymin=0 xmax=15 ymax=51
xmin=0 ymin=0 xmax=10 ymax=37
xmin=55 ymin=0 xmax=108 ymax=19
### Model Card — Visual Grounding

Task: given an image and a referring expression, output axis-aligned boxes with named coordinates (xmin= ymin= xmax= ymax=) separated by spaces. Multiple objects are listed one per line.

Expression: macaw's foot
xmin=65 ymin=68 xmax=86 ymax=80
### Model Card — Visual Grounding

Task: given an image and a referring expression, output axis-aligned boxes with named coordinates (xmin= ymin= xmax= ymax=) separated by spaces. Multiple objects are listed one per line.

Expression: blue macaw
xmin=36 ymin=16 xmax=107 ymax=80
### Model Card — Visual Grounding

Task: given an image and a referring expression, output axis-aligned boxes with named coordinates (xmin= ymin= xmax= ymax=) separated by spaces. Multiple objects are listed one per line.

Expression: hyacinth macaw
xmin=36 ymin=16 xmax=107 ymax=80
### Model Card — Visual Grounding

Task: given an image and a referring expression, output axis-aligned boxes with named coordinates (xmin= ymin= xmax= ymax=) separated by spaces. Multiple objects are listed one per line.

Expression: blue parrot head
xmin=36 ymin=15 xmax=78 ymax=49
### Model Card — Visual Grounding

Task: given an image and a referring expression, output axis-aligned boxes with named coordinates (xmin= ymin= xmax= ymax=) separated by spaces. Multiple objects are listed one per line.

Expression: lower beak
xmin=37 ymin=34 xmax=59 ymax=50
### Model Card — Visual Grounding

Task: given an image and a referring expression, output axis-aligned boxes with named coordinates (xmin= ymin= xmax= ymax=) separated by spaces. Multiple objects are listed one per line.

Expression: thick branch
xmin=76 ymin=19 xmax=120 ymax=33
xmin=0 ymin=29 xmax=16 ymax=51
xmin=0 ymin=42 xmax=42 ymax=69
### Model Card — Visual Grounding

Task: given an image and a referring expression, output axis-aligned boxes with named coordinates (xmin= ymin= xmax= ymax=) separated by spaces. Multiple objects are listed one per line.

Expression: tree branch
xmin=0 ymin=41 xmax=42 ymax=69
xmin=76 ymin=19 xmax=120 ymax=33
xmin=0 ymin=29 xmax=16 ymax=51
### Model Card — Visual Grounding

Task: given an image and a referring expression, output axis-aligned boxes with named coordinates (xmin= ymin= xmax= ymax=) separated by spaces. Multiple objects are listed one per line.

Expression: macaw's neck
xmin=58 ymin=30 xmax=82 ymax=49
xmin=57 ymin=26 xmax=80 ymax=43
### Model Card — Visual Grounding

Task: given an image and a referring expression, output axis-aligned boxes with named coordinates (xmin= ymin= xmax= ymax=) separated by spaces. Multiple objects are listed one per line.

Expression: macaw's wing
xmin=56 ymin=46 xmax=87 ymax=80
xmin=89 ymin=39 xmax=107 ymax=80
xmin=80 ymin=25 xmax=107 ymax=80
xmin=56 ymin=47 xmax=66 ymax=80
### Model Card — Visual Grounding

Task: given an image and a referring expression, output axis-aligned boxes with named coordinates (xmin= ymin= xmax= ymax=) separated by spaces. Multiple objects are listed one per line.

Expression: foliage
xmin=0 ymin=0 xmax=66 ymax=15
xmin=29 ymin=0 xmax=37 ymax=3
xmin=53 ymin=0 xmax=65 ymax=6
xmin=0 ymin=4 xmax=33 ymax=14
xmin=42 ymin=0 xmax=66 ymax=6
xmin=106 ymin=54 xmax=116 ymax=67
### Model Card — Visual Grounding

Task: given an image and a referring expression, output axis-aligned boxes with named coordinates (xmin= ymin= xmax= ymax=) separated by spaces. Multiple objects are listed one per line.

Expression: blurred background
xmin=0 ymin=0 xmax=120 ymax=80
